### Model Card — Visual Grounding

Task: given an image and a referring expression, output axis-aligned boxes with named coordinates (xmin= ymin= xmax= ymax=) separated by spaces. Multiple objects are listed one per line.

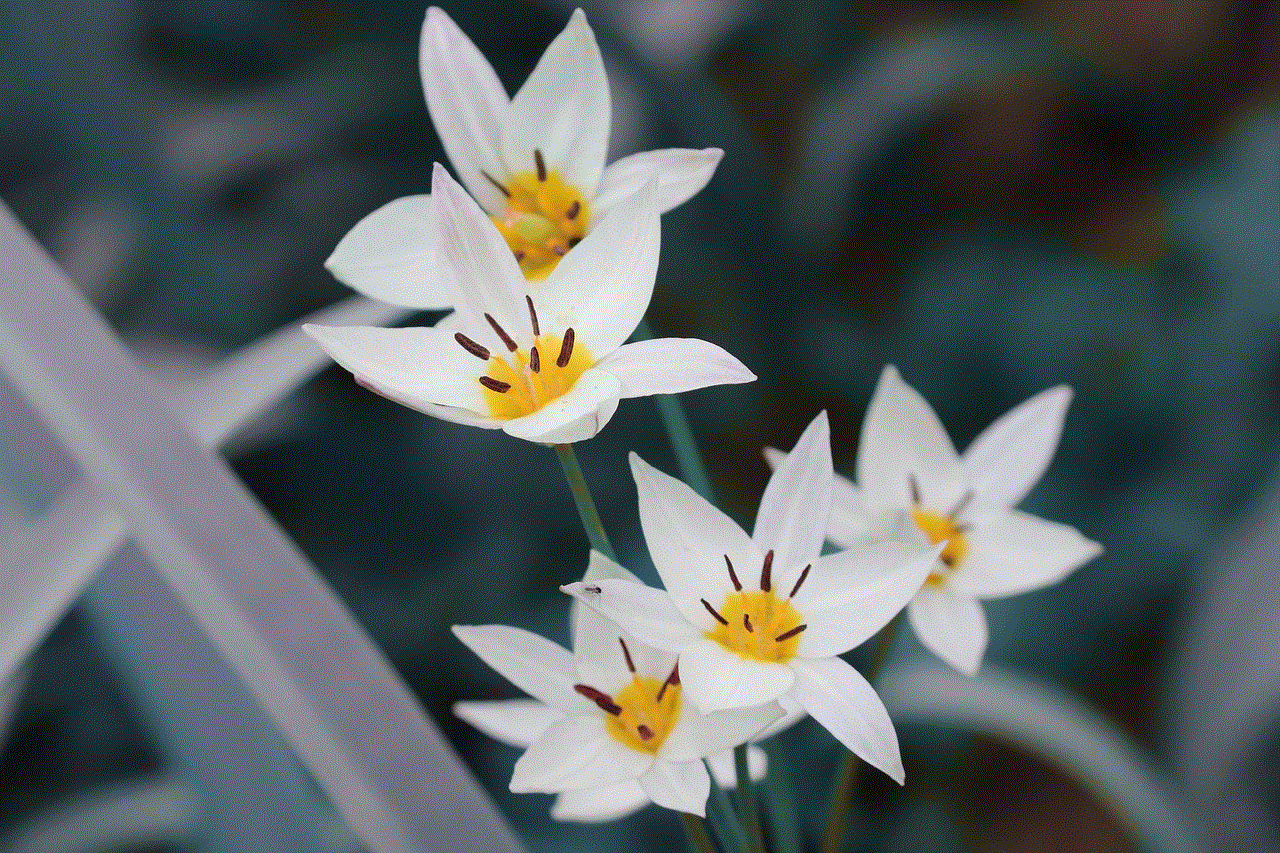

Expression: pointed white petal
xmin=511 ymin=716 xmax=651 ymax=793
xmin=431 ymin=164 xmax=527 ymax=338
xmin=679 ymin=638 xmax=794 ymax=714
xmin=660 ymin=700 xmax=782 ymax=762
xmin=571 ymin=551 xmax=649 ymax=691
xmin=856 ymin=366 xmax=966 ymax=514
xmin=962 ymin=386 xmax=1072 ymax=512
xmin=551 ymin=781 xmax=649 ymax=822
xmin=501 ymin=9 xmax=609 ymax=196
xmin=906 ymin=587 xmax=988 ymax=676
xmin=790 ymin=656 xmax=904 ymax=783
xmin=538 ymin=188 xmax=659 ymax=357
xmin=828 ymin=471 xmax=875 ymax=547
xmin=561 ymin=580 xmax=700 ymax=654
xmin=752 ymin=695 xmax=807 ymax=740
xmin=419 ymin=7 xmax=509 ymax=213
xmin=629 ymin=453 xmax=760 ymax=629
xmin=793 ymin=541 xmax=939 ymax=658
xmin=754 ymin=411 xmax=832 ymax=571
xmin=950 ymin=510 xmax=1102 ymax=600
xmin=706 ymin=745 xmax=768 ymax=787
xmin=639 ymin=760 xmax=709 ymax=816
xmin=594 ymin=148 xmax=723 ymax=215
xmin=453 ymin=699 xmax=562 ymax=748
xmin=325 ymin=195 xmax=449 ymax=309
xmin=451 ymin=625 xmax=587 ymax=713
xmin=499 ymin=367 xmax=621 ymax=444
xmin=597 ymin=337 xmax=754 ymax=398
xmin=303 ymin=324 xmax=487 ymax=414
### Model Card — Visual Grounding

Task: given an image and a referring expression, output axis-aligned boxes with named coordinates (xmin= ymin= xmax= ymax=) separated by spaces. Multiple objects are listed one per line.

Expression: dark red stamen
xmin=565 ymin=200 xmax=580 ymax=220
xmin=534 ymin=149 xmax=547 ymax=182
xmin=760 ymin=550 xmax=774 ymax=592
xmin=481 ymin=170 xmax=510 ymax=198
xmin=701 ymin=598 xmax=729 ymax=626
xmin=909 ymin=474 xmax=921 ymax=506
xmin=949 ymin=490 xmax=974 ymax=519
xmin=551 ymin=244 xmax=567 ymax=256
xmin=743 ymin=613 xmax=753 ymax=633
xmin=724 ymin=554 xmax=742 ymax=591
xmin=529 ymin=346 xmax=541 ymax=373
xmin=775 ymin=624 xmax=807 ymax=642
xmin=478 ymin=376 xmax=510 ymax=393
xmin=575 ymin=684 xmax=622 ymax=715
xmin=556 ymin=329 xmax=575 ymax=367
xmin=637 ymin=724 xmax=654 ymax=741
xmin=525 ymin=295 xmax=540 ymax=336
xmin=788 ymin=565 xmax=811 ymax=599
xmin=656 ymin=664 xmax=679 ymax=701
xmin=454 ymin=332 xmax=490 ymax=360
xmin=484 ymin=313 xmax=518 ymax=352
xmin=618 ymin=637 xmax=636 ymax=673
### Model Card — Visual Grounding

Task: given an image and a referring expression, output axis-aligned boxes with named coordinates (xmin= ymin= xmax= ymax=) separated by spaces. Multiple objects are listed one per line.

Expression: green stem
xmin=680 ymin=813 xmax=721 ymax=853
xmin=636 ymin=320 xmax=715 ymax=501
xmin=733 ymin=744 xmax=764 ymax=852
xmin=552 ymin=443 xmax=616 ymax=562
xmin=821 ymin=613 xmax=904 ymax=853
xmin=704 ymin=759 xmax=752 ymax=853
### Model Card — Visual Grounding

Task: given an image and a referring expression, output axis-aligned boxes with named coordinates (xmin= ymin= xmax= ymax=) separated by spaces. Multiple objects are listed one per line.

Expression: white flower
xmin=563 ymin=412 xmax=939 ymax=783
xmin=453 ymin=552 xmax=781 ymax=820
xmin=305 ymin=165 xmax=753 ymax=444
xmin=783 ymin=365 xmax=1103 ymax=676
xmin=327 ymin=6 xmax=724 ymax=305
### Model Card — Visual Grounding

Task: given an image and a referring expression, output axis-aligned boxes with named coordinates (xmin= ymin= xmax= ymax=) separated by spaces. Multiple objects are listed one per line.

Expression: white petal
xmin=551 ymin=781 xmax=650 ymax=822
xmin=597 ymin=337 xmax=754 ymax=398
xmin=419 ymin=7 xmax=509 ymax=213
xmin=451 ymin=625 xmax=586 ymax=713
xmin=512 ymin=716 xmax=651 ymax=793
xmin=962 ymin=385 xmax=1072 ymax=512
xmin=499 ymin=367 xmax=621 ymax=444
xmin=706 ymin=745 xmax=768 ymax=786
xmin=754 ymin=411 xmax=832 ymax=571
xmin=629 ymin=453 xmax=761 ymax=630
xmin=752 ymin=695 xmax=807 ymax=740
xmin=660 ymin=701 xmax=782 ymax=762
xmin=856 ymin=365 xmax=965 ymax=514
xmin=538 ymin=188 xmax=659 ymax=357
xmin=639 ymin=760 xmax=709 ymax=816
xmin=571 ymin=551 xmax=648 ymax=691
xmin=325 ymin=195 xmax=449 ymax=309
xmin=431 ymin=164 xmax=527 ymax=338
xmin=906 ymin=586 xmax=988 ymax=676
xmin=303 ymin=324 xmax=487 ymax=414
xmin=594 ymin=147 xmax=723 ymax=215
xmin=793 ymin=542 xmax=939 ymax=658
xmin=453 ymin=698 xmax=562 ymax=748
xmin=949 ymin=510 xmax=1102 ymax=600
xmin=501 ymin=9 xmax=609 ymax=197
xmin=561 ymin=580 xmax=700 ymax=654
xmin=828 ymin=472 xmax=875 ymax=547
xmin=679 ymin=638 xmax=795 ymax=714
xmin=790 ymin=657 xmax=904 ymax=783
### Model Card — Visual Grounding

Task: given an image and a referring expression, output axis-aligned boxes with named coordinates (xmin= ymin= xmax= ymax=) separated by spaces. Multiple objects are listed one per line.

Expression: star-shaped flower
xmin=563 ymin=412 xmax=939 ymax=782
xmin=327 ymin=6 xmax=724 ymax=305
xmin=305 ymin=165 xmax=753 ymax=444
xmin=453 ymin=553 xmax=781 ymax=820
xmin=780 ymin=366 xmax=1103 ymax=676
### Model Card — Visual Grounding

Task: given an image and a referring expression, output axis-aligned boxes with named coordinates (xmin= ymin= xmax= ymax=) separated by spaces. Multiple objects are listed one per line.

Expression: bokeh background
xmin=0 ymin=1 xmax=1277 ymax=851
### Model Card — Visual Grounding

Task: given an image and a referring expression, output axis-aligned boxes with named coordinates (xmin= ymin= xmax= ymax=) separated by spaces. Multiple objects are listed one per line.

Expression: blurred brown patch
xmin=709 ymin=51 xmax=818 ymax=184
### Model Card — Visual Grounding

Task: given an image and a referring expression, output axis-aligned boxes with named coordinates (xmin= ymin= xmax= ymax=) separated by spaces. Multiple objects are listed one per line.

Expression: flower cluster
xmin=306 ymin=5 xmax=1102 ymax=826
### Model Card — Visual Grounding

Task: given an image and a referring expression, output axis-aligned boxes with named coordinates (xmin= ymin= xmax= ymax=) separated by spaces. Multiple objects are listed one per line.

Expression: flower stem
xmin=680 ymin=813 xmax=720 ymax=853
xmin=821 ymin=613 xmax=903 ymax=853
xmin=704 ymin=758 xmax=752 ymax=853
xmin=636 ymin=320 xmax=715 ymax=501
xmin=552 ymin=443 xmax=616 ymax=562
xmin=733 ymin=744 xmax=764 ymax=853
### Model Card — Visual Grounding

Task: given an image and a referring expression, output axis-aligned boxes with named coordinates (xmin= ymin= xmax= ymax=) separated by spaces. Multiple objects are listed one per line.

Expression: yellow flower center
xmin=602 ymin=676 xmax=681 ymax=754
xmin=702 ymin=551 xmax=809 ymax=663
xmin=479 ymin=331 xmax=594 ymax=420
xmin=911 ymin=508 xmax=968 ymax=586
xmin=486 ymin=151 xmax=589 ymax=281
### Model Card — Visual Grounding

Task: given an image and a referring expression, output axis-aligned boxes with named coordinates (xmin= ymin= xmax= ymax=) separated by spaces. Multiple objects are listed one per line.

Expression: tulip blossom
xmin=453 ymin=553 xmax=780 ymax=820
xmin=564 ymin=413 xmax=939 ymax=782
xmin=305 ymin=166 xmax=752 ymax=444
xmin=327 ymin=6 xmax=724 ymax=306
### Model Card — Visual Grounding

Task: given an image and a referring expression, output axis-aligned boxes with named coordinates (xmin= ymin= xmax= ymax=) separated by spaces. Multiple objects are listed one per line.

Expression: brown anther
xmin=788 ymin=565 xmax=811 ymax=599
xmin=743 ymin=613 xmax=754 ymax=633
xmin=525 ymin=295 xmax=540 ymax=335
xmin=948 ymin=490 xmax=974 ymax=520
xmin=534 ymin=149 xmax=547 ymax=182
xmin=760 ymin=550 xmax=774 ymax=592
xmin=701 ymin=598 xmax=729 ymax=626
xmin=481 ymin=170 xmax=511 ymax=198
xmin=724 ymin=554 xmax=742 ymax=591
xmin=618 ymin=637 xmax=636 ymax=673
xmin=478 ymin=376 xmax=511 ymax=393
xmin=909 ymin=474 xmax=922 ymax=506
xmin=574 ymin=684 xmax=621 ymax=715
xmin=454 ymin=332 xmax=490 ymax=361
xmin=565 ymin=200 xmax=580 ymax=220
xmin=656 ymin=664 xmax=679 ymax=701
xmin=484 ymin=313 xmax=518 ymax=352
xmin=775 ymin=624 xmax=807 ymax=643
xmin=556 ymin=328 xmax=575 ymax=367
xmin=637 ymin=724 xmax=654 ymax=741
xmin=551 ymin=244 xmax=567 ymax=256
xmin=529 ymin=346 xmax=541 ymax=373
xmin=514 ymin=250 xmax=526 ymax=262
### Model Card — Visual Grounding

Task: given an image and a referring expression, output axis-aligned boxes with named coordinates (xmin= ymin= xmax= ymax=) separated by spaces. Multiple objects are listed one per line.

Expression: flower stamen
xmin=701 ymin=598 xmax=729 ymax=625
xmin=478 ymin=376 xmax=511 ymax=393
xmin=557 ymin=329 xmax=575 ymax=367
xmin=525 ymin=295 xmax=540 ymax=335
xmin=618 ymin=637 xmax=636 ymax=673
xmin=775 ymin=624 xmax=807 ymax=642
xmin=485 ymin=313 xmax=518 ymax=352
xmin=575 ymin=683 xmax=622 ymax=715
xmin=481 ymin=170 xmax=511 ymax=198
xmin=529 ymin=346 xmax=541 ymax=373
xmin=534 ymin=148 xmax=547 ymax=182
xmin=454 ymin=332 xmax=490 ymax=360
xmin=743 ymin=613 xmax=753 ymax=632
xmin=948 ymin=489 xmax=974 ymax=520
xmin=788 ymin=564 xmax=811 ymax=599
xmin=759 ymin=549 xmax=774 ymax=593
xmin=724 ymin=554 xmax=742 ymax=591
